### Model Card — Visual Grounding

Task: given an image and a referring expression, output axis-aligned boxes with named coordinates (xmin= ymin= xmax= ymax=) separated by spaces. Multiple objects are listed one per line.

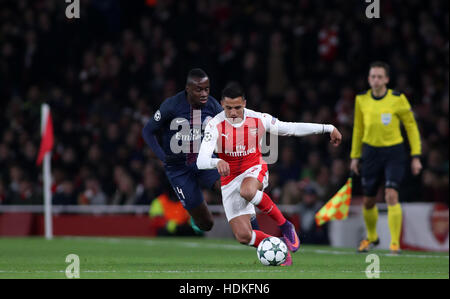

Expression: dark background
xmin=0 ymin=0 xmax=448 ymax=209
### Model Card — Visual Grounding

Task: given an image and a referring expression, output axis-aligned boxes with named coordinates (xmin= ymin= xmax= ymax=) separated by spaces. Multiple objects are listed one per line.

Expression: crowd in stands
xmin=0 ymin=0 xmax=448 ymax=212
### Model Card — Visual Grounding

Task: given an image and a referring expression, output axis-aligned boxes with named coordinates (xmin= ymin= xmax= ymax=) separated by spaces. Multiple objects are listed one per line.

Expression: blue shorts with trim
xmin=165 ymin=164 xmax=220 ymax=211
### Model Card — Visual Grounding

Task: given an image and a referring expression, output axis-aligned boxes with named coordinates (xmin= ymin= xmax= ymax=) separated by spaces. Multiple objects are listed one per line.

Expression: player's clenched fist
xmin=217 ymin=160 xmax=230 ymax=177
xmin=330 ymin=127 xmax=342 ymax=147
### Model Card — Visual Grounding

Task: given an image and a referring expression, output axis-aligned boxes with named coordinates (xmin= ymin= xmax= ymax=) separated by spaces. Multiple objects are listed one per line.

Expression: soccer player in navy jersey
xmin=142 ymin=69 xmax=222 ymax=232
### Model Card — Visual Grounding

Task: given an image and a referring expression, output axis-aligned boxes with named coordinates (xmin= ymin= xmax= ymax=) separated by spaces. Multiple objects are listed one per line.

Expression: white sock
xmin=250 ymin=190 xmax=263 ymax=206
xmin=248 ymin=231 xmax=256 ymax=246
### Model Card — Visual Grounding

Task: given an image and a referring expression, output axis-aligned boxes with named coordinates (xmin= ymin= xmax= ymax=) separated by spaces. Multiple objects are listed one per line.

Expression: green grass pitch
xmin=0 ymin=237 xmax=448 ymax=279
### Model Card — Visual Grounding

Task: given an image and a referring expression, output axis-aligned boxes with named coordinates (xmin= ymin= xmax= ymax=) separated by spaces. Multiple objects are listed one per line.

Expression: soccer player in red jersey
xmin=197 ymin=82 xmax=342 ymax=265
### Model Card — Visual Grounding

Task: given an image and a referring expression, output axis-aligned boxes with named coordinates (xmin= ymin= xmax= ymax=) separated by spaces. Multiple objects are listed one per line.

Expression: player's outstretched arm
xmin=262 ymin=113 xmax=341 ymax=145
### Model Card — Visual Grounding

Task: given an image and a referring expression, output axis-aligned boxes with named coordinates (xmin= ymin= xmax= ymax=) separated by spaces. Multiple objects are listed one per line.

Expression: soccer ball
xmin=256 ymin=237 xmax=288 ymax=266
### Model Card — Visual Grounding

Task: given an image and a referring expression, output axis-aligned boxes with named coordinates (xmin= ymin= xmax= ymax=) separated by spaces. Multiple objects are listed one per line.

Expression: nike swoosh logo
xmin=221 ymin=134 xmax=229 ymax=139
xmin=176 ymin=119 xmax=187 ymax=124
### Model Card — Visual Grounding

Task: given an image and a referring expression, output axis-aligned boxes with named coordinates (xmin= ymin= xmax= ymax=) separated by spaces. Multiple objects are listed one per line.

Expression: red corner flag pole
xmin=36 ymin=103 xmax=54 ymax=240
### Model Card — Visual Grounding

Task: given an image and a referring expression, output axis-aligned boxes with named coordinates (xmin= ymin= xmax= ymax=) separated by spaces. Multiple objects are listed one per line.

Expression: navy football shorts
xmin=360 ymin=143 xmax=407 ymax=197
xmin=165 ymin=164 xmax=220 ymax=210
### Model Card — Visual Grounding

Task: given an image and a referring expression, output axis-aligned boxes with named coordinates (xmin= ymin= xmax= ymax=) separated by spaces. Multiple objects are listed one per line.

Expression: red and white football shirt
xmin=197 ymin=108 xmax=334 ymax=186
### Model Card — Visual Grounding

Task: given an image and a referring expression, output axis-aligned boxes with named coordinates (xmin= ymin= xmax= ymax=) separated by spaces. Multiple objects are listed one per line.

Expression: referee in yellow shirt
xmin=350 ymin=61 xmax=423 ymax=254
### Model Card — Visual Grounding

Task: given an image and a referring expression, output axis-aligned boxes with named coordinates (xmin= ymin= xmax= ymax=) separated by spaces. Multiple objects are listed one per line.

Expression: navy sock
xmin=250 ymin=215 xmax=260 ymax=230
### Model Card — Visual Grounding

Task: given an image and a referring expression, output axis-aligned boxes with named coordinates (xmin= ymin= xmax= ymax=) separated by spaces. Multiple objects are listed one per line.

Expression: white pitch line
xmin=303 ymin=248 xmax=449 ymax=259
xmin=0 ymin=269 xmax=448 ymax=275
xmin=62 ymin=237 xmax=449 ymax=259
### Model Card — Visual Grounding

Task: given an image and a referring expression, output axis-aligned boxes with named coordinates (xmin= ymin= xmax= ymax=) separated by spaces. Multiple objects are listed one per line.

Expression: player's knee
xmin=385 ymin=189 xmax=398 ymax=205
xmin=240 ymin=187 xmax=257 ymax=202
xmin=363 ymin=196 xmax=377 ymax=209
xmin=234 ymin=230 xmax=252 ymax=245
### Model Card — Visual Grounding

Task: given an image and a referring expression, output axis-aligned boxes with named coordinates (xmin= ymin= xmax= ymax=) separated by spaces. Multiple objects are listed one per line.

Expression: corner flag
xmin=315 ymin=178 xmax=352 ymax=226
xmin=37 ymin=104 xmax=54 ymax=240
xmin=36 ymin=104 xmax=54 ymax=166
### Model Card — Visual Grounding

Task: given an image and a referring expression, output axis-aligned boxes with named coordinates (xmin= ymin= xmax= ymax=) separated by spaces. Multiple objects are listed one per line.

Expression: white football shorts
xmin=221 ymin=164 xmax=269 ymax=222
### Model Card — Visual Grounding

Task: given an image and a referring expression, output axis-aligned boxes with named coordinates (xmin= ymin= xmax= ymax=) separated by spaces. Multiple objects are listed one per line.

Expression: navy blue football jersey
xmin=143 ymin=91 xmax=223 ymax=165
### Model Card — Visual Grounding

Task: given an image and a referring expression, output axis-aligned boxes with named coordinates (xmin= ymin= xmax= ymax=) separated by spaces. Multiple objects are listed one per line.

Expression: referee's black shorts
xmin=360 ymin=143 xmax=407 ymax=197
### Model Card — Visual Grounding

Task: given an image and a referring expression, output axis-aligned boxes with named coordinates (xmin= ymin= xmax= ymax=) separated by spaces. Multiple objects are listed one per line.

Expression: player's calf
xmin=230 ymin=215 xmax=253 ymax=244
xmin=193 ymin=217 xmax=214 ymax=231
xmin=234 ymin=229 xmax=253 ymax=245
xmin=230 ymin=215 xmax=268 ymax=246
xmin=189 ymin=207 xmax=214 ymax=232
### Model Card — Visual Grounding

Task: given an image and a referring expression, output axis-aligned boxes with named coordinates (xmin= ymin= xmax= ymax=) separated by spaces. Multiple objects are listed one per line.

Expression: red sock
xmin=250 ymin=230 xmax=271 ymax=248
xmin=256 ymin=192 xmax=286 ymax=226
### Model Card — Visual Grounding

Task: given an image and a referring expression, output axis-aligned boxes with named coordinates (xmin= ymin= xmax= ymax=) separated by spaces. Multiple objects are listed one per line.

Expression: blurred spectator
xmin=421 ymin=149 xmax=449 ymax=203
xmin=111 ymin=172 xmax=138 ymax=205
xmin=329 ymin=159 xmax=348 ymax=191
xmin=300 ymin=152 xmax=322 ymax=181
xmin=277 ymin=145 xmax=302 ymax=187
xmin=265 ymin=167 xmax=282 ymax=203
xmin=266 ymin=32 xmax=290 ymax=99
xmin=134 ymin=163 xmax=165 ymax=205
xmin=78 ymin=176 xmax=107 ymax=205
xmin=53 ymin=180 xmax=77 ymax=205
xmin=0 ymin=180 xmax=6 ymax=204
xmin=297 ymin=184 xmax=328 ymax=244
xmin=7 ymin=177 xmax=42 ymax=205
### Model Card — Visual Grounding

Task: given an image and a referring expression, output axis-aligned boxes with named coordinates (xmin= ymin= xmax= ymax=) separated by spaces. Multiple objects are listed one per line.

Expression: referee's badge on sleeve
xmin=381 ymin=113 xmax=392 ymax=126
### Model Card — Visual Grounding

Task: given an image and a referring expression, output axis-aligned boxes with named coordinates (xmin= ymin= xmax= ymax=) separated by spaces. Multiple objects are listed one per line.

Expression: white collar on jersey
xmin=224 ymin=108 xmax=248 ymax=128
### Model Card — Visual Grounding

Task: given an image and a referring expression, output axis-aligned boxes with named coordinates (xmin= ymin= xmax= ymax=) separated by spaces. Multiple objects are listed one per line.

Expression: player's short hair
xmin=221 ymin=82 xmax=246 ymax=100
xmin=370 ymin=61 xmax=390 ymax=77
xmin=186 ymin=68 xmax=208 ymax=85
